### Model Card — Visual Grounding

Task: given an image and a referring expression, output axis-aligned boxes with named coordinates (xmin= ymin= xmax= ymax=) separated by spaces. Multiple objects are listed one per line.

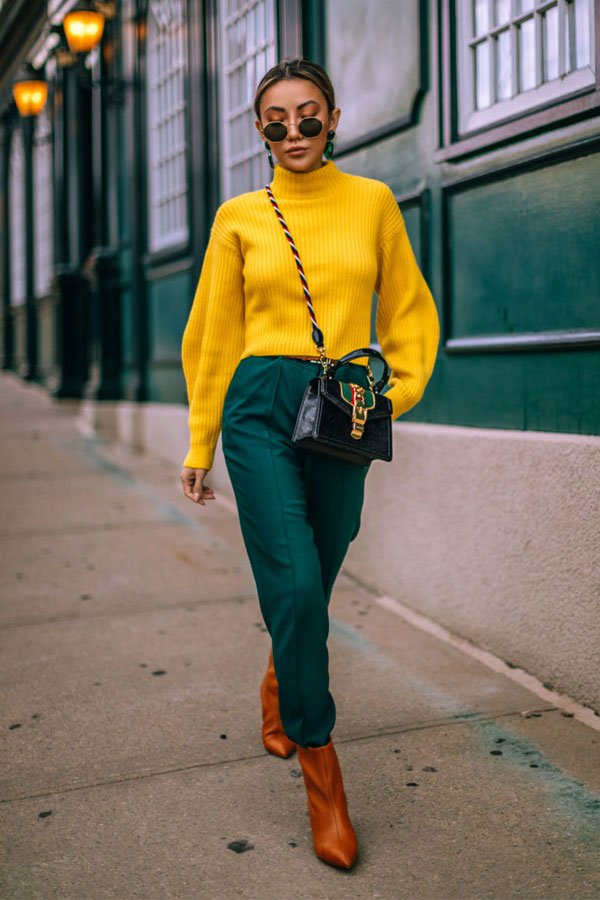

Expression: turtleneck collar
xmin=269 ymin=160 xmax=345 ymax=200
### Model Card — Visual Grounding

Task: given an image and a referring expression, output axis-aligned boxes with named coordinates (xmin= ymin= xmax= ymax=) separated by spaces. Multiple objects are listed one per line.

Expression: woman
xmin=180 ymin=58 xmax=439 ymax=869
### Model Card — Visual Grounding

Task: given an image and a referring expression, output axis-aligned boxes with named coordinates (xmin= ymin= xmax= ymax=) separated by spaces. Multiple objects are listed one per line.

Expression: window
xmin=456 ymin=0 xmax=596 ymax=133
xmin=34 ymin=107 xmax=54 ymax=298
xmin=218 ymin=0 xmax=277 ymax=199
xmin=9 ymin=126 xmax=25 ymax=307
xmin=146 ymin=0 xmax=189 ymax=253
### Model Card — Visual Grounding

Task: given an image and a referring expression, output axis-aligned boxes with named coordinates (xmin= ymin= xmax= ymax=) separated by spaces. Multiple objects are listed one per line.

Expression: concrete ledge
xmin=346 ymin=421 xmax=600 ymax=715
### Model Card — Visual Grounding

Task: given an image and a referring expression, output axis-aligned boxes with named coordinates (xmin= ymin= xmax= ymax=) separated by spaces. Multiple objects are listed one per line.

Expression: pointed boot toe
xmin=297 ymin=739 xmax=359 ymax=869
xmin=260 ymin=649 xmax=296 ymax=758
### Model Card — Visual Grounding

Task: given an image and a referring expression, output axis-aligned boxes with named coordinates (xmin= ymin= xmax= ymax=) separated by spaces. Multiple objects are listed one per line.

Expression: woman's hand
xmin=180 ymin=467 xmax=216 ymax=505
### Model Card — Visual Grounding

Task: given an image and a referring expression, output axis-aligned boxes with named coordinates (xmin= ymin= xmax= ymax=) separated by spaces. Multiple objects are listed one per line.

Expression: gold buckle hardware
xmin=351 ymin=386 xmax=368 ymax=439
xmin=317 ymin=344 xmax=336 ymax=378
xmin=337 ymin=381 xmax=375 ymax=440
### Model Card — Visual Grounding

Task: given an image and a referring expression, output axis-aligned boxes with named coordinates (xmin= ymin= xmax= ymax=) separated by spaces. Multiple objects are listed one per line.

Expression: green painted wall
xmin=147 ymin=267 xmax=194 ymax=403
xmin=448 ymin=153 xmax=600 ymax=338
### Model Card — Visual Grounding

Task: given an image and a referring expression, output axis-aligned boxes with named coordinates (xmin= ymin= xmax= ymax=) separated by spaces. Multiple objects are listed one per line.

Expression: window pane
xmin=257 ymin=0 xmax=265 ymax=38
xmin=494 ymin=0 xmax=511 ymax=26
xmin=227 ymin=20 xmax=235 ymax=60
xmin=246 ymin=3 xmax=255 ymax=47
xmin=265 ymin=0 xmax=274 ymax=37
xmin=460 ymin=0 xmax=596 ymax=133
xmin=475 ymin=40 xmax=492 ymax=108
xmin=474 ymin=0 xmax=490 ymax=37
xmin=495 ymin=28 xmax=512 ymax=99
xmin=564 ymin=2 xmax=575 ymax=70
xmin=219 ymin=0 xmax=276 ymax=198
xmin=543 ymin=5 xmax=559 ymax=80
xmin=34 ymin=109 xmax=54 ymax=298
xmin=575 ymin=0 xmax=591 ymax=68
xmin=519 ymin=16 xmax=537 ymax=90
xmin=146 ymin=5 xmax=189 ymax=251
xmin=9 ymin=128 xmax=25 ymax=305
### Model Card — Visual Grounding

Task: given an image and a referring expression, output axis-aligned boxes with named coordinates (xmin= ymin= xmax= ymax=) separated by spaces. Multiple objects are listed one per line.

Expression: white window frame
xmin=146 ymin=0 xmax=189 ymax=253
xmin=218 ymin=0 xmax=277 ymax=200
xmin=34 ymin=106 xmax=54 ymax=298
xmin=456 ymin=0 xmax=596 ymax=135
xmin=9 ymin=126 xmax=26 ymax=307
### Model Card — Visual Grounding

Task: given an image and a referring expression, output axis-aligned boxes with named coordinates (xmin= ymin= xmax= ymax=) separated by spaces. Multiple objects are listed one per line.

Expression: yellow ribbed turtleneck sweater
xmin=181 ymin=160 xmax=440 ymax=470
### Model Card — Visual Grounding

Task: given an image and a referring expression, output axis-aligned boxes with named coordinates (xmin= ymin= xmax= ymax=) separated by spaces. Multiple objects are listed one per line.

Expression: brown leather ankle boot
xmin=297 ymin=739 xmax=359 ymax=869
xmin=260 ymin=648 xmax=296 ymax=758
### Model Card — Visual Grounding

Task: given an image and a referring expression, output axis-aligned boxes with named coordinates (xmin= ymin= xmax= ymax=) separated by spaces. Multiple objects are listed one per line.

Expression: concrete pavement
xmin=1 ymin=371 xmax=599 ymax=899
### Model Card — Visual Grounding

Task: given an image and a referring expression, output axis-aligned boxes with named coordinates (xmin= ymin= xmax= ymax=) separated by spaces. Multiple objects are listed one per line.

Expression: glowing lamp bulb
xmin=12 ymin=79 xmax=49 ymax=117
xmin=63 ymin=10 xmax=105 ymax=53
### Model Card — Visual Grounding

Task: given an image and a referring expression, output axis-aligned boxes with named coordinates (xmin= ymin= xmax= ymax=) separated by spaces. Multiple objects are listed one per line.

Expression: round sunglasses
xmin=261 ymin=116 xmax=327 ymax=143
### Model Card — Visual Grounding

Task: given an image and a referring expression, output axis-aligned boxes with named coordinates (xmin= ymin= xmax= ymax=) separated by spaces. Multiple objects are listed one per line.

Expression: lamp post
xmin=10 ymin=66 xmax=49 ymax=382
xmin=53 ymin=0 xmax=123 ymax=402
xmin=1 ymin=113 xmax=13 ymax=372
xmin=51 ymin=41 xmax=94 ymax=399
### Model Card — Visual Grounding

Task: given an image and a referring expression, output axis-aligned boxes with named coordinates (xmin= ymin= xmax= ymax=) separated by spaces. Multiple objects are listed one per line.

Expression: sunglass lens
xmin=263 ymin=122 xmax=287 ymax=142
xmin=299 ymin=117 xmax=323 ymax=138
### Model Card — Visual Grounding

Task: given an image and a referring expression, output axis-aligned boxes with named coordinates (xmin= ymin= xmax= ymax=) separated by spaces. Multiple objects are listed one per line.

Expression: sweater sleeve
xmin=374 ymin=186 xmax=440 ymax=420
xmin=181 ymin=207 xmax=245 ymax=470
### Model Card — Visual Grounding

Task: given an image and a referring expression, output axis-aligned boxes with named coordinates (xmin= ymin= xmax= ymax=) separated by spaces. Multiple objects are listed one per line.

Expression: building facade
xmin=1 ymin=0 xmax=599 ymax=712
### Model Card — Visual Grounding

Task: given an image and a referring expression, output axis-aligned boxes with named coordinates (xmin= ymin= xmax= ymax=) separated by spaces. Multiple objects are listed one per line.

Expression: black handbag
xmin=265 ymin=184 xmax=393 ymax=466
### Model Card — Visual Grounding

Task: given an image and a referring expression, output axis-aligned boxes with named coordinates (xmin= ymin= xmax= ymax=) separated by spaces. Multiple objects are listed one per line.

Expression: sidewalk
xmin=1 ymin=370 xmax=599 ymax=900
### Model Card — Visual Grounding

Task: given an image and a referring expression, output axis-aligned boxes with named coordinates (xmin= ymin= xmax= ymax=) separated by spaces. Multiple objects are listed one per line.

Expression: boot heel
xmin=297 ymin=739 xmax=359 ymax=869
xmin=260 ymin=648 xmax=296 ymax=758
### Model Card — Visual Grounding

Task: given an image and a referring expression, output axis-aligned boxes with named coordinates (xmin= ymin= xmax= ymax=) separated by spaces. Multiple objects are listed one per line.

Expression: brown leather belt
xmin=285 ymin=354 xmax=321 ymax=361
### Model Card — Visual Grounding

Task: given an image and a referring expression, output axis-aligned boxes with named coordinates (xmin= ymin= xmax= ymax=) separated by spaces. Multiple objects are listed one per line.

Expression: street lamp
xmin=63 ymin=5 xmax=106 ymax=54
xmin=11 ymin=66 xmax=49 ymax=117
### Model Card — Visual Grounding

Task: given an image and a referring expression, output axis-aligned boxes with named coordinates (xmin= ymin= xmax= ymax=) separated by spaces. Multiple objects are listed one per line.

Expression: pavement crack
xmin=0 ymin=707 xmax=557 ymax=805
xmin=0 ymin=519 xmax=191 ymax=541
xmin=0 ymin=590 xmax=258 ymax=631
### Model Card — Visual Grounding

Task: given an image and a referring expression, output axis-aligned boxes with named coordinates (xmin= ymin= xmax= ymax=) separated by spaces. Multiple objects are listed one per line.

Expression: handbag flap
xmin=338 ymin=382 xmax=376 ymax=410
xmin=318 ymin=378 xmax=392 ymax=419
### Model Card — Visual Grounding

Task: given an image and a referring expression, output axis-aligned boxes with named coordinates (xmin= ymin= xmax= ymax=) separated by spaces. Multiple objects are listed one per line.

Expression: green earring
xmin=324 ymin=130 xmax=336 ymax=159
xmin=264 ymin=141 xmax=274 ymax=169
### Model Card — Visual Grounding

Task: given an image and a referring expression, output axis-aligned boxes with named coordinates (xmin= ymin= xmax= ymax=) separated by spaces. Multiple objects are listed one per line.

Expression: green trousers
xmin=221 ymin=355 xmax=371 ymax=748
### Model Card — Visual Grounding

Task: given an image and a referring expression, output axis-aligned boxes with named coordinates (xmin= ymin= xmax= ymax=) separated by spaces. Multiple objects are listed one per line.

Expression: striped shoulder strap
xmin=264 ymin=184 xmax=324 ymax=351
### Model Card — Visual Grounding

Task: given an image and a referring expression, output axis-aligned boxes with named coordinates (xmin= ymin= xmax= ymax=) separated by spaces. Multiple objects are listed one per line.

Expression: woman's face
xmin=255 ymin=77 xmax=340 ymax=174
